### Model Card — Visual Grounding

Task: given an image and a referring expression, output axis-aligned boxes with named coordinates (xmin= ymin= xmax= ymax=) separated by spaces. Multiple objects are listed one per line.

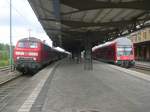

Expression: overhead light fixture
xmin=136 ymin=25 xmax=140 ymax=29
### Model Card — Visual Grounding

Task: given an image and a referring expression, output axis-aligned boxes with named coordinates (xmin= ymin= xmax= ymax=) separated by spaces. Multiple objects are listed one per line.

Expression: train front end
xmin=115 ymin=38 xmax=135 ymax=68
xmin=13 ymin=38 xmax=41 ymax=73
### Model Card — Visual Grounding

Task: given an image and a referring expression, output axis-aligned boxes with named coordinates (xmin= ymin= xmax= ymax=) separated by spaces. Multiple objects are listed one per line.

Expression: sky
xmin=0 ymin=0 xmax=52 ymax=46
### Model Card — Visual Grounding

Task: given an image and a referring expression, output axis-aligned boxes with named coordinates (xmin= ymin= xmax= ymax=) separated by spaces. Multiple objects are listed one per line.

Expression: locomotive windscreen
xmin=115 ymin=37 xmax=133 ymax=56
xmin=117 ymin=46 xmax=133 ymax=56
xmin=18 ymin=41 xmax=38 ymax=48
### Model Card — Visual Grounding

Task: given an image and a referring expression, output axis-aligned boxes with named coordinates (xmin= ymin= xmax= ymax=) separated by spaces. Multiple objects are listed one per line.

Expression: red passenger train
xmin=92 ymin=37 xmax=135 ymax=68
xmin=13 ymin=37 xmax=65 ymax=73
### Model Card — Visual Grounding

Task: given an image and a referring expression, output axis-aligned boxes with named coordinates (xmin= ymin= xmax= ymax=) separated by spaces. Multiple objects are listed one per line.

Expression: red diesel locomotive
xmin=92 ymin=37 xmax=135 ymax=67
xmin=13 ymin=37 xmax=64 ymax=73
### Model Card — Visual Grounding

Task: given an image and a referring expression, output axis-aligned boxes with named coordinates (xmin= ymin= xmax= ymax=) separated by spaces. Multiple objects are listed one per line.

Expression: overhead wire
xmin=4 ymin=0 xmax=41 ymax=30
xmin=3 ymin=0 xmax=52 ymax=46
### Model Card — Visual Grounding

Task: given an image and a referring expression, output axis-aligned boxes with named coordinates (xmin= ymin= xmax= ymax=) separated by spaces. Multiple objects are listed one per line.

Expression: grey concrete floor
xmin=30 ymin=59 xmax=150 ymax=112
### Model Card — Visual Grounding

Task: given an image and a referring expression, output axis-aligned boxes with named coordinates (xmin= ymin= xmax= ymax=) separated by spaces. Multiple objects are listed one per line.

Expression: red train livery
xmin=13 ymin=37 xmax=65 ymax=73
xmin=92 ymin=37 xmax=135 ymax=67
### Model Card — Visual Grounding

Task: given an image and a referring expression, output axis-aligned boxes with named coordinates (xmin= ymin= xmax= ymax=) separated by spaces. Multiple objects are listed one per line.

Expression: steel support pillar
xmin=9 ymin=0 xmax=13 ymax=72
xmin=52 ymin=0 xmax=62 ymax=47
xmin=71 ymin=51 xmax=75 ymax=60
xmin=84 ymin=36 xmax=93 ymax=70
xmin=52 ymin=0 xmax=60 ymax=20
xmin=77 ymin=50 xmax=81 ymax=63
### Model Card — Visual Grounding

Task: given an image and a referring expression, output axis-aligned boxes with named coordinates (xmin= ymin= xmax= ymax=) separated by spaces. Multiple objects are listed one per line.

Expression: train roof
xmin=114 ymin=37 xmax=132 ymax=46
xmin=92 ymin=37 xmax=132 ymax=51
xmin=19 ymin=37 xmax=42 ymax=42
xmin=17 ymin=37 xmax=68 ymax=54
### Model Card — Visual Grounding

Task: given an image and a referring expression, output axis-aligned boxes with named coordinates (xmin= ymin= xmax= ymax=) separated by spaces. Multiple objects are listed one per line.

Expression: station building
xmin=128 ymin=27 xmax=150 ymax=61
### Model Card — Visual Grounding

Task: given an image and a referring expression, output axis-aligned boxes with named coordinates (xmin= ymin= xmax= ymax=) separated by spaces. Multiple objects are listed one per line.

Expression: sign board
xmin=128 ymin=28 xmax=150 ymax=43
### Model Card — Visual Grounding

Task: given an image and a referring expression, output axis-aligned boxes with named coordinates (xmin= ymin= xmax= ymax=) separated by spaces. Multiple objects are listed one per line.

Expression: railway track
xmin=134 ymin=63 xmax=150 ymax=71
xmin=0 ymin=66 xmax=47 ymax=111
xmin=0 ymin=75 xmax=29 ymax=111
xmin=0 ymin=66 xmax=12 ymax=72
xmin=0 ymin=66 xmax=21 ymax=87
xmin=0 ymin=72 xmax=21 ymax=87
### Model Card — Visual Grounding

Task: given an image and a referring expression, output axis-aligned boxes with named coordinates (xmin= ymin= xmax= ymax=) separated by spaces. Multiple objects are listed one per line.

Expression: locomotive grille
xmin=19 ymin=57 xmax=34 ymax=61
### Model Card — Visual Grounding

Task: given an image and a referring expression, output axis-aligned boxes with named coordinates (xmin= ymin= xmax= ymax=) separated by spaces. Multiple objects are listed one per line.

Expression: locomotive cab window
xmin=117 ymin=46 xmax=133 ymax=56
xmin=18 ymin=41 xmax=28 ymax=48
xmin=18 ymin=41 xmax=38 ymax=48
xmin=29 ymin=42 xmax=38 ymax=48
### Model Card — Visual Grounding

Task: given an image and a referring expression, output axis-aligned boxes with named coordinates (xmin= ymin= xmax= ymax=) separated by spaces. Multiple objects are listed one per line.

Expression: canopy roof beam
xmin=61 ymin=0 xmax=150 ymax=15
xmin=39 ymin=17 xmax=150 ymax=28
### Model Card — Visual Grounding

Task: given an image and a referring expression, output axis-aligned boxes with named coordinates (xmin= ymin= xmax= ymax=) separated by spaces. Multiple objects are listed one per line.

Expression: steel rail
xmin=0 ymin=66 xmax=10 ymax=72
xmin=134 ymin=63 xmax=150 ymax=71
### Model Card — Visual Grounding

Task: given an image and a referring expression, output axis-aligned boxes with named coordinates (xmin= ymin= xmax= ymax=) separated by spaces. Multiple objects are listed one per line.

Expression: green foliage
xmin=0 ymin=43 xmax=11 ymax=67
xmin=0 ymin=43 xmax=9 ymax=50
xmin=0 ymin=60 xmax=9 ymax=67
xmin=0 ymin=51 xmax=9 ymax=60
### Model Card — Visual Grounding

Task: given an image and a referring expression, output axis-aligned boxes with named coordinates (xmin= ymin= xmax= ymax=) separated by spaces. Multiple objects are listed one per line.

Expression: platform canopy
xmin=28 ymin=0 xmax=150 ymax=52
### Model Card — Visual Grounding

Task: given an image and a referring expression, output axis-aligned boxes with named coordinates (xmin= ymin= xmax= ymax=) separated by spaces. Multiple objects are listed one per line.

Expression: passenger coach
xmin=92 ymin=37 xmax=135 ymax=68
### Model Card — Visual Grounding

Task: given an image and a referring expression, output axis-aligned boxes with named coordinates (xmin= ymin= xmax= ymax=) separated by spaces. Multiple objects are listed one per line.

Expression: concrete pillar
xmin=71 ymin=51 xmax=75 ymax=60
xmin=134 ymin=45 xmax=137 ymax=60
xmin=52 ymin=0 xmax=60 ymax=20
xmin=77 ymin=48 xmax=81 ymax=63
xmin=139 ymin=46 xmax=142 ymax=60
xmin=141 ymin=46 xmax=144 ymax=61
xmin=143 ymin=46 xmax=147 ymax=61
xmin=136 ymin=46 xmax=140 ymax=60
xmin=149 ymin=45 xmax=150 ymax=61
xmin=146 ymin=45 xmax=150 ymax=60
xmin=84 ymin=35 xmax=93 ymax=70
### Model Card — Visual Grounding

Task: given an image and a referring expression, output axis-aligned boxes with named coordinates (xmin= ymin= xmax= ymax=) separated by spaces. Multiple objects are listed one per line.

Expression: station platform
xmin=1 ymin=59 xmax=150 ymax=112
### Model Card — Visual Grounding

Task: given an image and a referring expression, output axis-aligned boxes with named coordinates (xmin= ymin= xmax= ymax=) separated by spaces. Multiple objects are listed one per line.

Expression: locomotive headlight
xmin=28 ymin=52 xmax=38 ymax=56
xmin=33 ymin=57 xmax=37 ymax=61
xmin=117 ymin=57 xmax=120 ymax=60
xmin=15 ymin=51 xmax=24 ymax=55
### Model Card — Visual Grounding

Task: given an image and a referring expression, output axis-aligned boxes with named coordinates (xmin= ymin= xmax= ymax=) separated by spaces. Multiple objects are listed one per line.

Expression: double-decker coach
xmin=92 ymin=37 xmax=135 ymax=68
